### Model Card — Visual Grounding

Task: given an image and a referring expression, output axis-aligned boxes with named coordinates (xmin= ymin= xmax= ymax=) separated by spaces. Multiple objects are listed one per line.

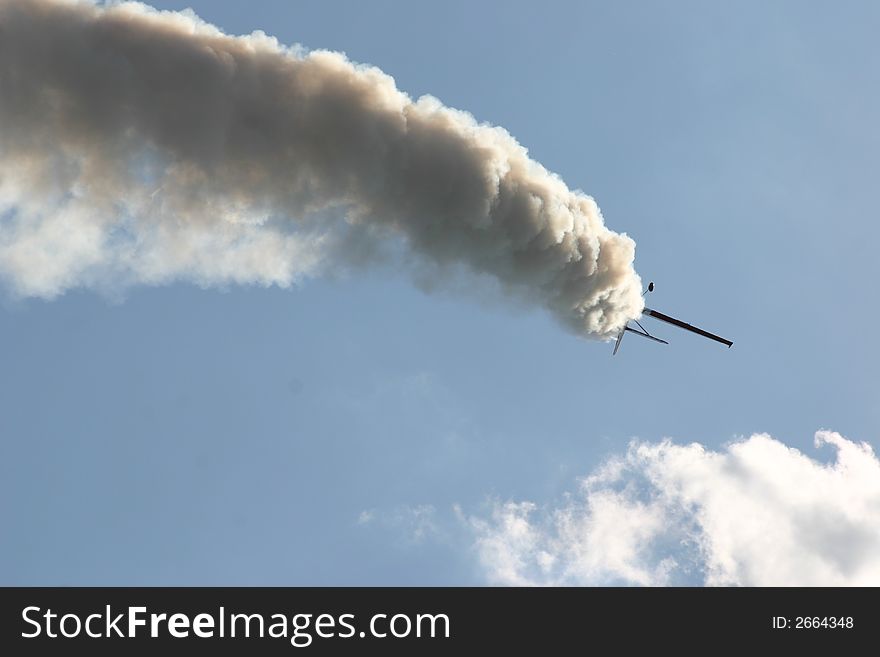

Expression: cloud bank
xmin=0 ymin=0 xmax=643 ymax=338
xmin=467 ymin=430 xmax=880 ymax=586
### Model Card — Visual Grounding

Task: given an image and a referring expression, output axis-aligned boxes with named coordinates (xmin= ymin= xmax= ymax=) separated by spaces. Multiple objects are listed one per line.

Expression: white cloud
xmin=466 ymin=430 xmax=880 ymax=586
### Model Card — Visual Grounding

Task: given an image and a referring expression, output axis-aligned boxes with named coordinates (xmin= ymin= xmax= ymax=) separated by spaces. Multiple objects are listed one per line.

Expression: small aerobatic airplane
xmin=613 ymin=282 xmax=733 ymax=355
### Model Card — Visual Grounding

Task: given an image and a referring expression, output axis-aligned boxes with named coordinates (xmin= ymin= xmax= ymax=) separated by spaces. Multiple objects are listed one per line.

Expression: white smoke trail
xmin=0 ymin=0 xmax=644 ymax=338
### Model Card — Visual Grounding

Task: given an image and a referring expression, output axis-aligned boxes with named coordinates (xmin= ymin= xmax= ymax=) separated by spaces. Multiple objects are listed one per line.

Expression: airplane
xmin=612 ymin=282 xmax=733 ymax=355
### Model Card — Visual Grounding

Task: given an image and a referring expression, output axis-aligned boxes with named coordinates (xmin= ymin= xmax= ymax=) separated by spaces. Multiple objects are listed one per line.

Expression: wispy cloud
xmin=357 ymin=504 xmax=440 ymax=545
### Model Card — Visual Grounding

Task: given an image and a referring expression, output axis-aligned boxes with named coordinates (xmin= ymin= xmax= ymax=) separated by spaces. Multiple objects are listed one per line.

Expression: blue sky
xmin=1 ymin=0 xmax=878 ymax=585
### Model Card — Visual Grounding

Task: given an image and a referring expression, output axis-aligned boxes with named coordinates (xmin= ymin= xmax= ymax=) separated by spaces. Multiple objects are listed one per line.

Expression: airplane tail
xmin=612 ymin=326 xmax=626 ymax=356
xmin=612 ymin=321 xmax=669 ymax=355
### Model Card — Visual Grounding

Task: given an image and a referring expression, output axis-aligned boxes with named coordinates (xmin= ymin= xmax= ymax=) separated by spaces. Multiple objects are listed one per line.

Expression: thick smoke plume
xmin=0 ymin=0 xmax=644 ymax=337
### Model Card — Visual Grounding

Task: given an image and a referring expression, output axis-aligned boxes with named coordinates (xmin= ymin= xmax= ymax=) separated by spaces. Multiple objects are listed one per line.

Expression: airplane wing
xmin=642 ymin=307 xmax=733 ymax=347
